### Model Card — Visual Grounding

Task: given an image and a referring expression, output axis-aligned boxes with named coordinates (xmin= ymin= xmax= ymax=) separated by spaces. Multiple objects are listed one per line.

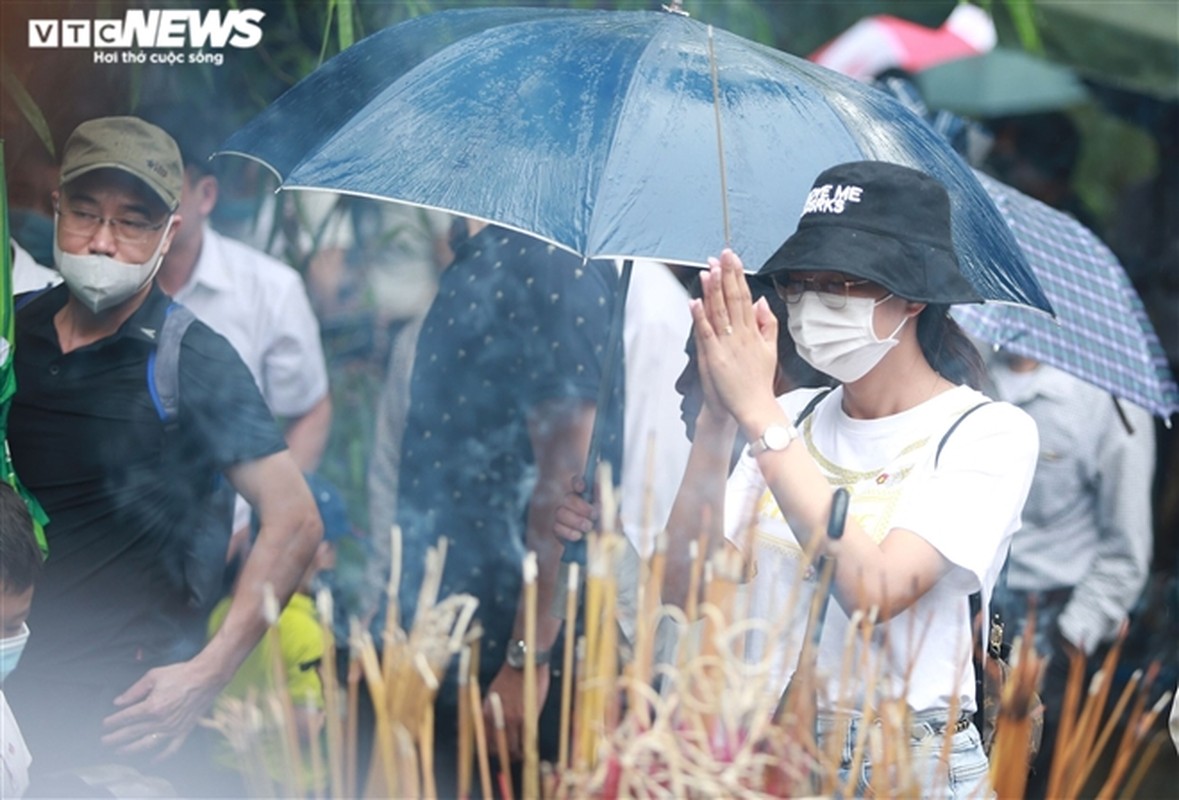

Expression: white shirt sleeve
xmin=890 ymin=401 xmax=1039 ymax=596
xmin=259 ymin=274 xmax=329 ymax=419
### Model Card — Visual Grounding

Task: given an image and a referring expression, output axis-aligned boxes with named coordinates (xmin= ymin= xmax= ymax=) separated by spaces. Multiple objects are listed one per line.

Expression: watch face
xmin=764 ymin=425 xmax=795 ymax=451
xmin=506 ymin=640 xmax=527 ymax=668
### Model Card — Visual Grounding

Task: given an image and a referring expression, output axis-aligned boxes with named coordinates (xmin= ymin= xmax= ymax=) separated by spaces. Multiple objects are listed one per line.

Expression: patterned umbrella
xmin=953 ymin=170 xmax=1179 ymax=420
xmin=1 ymin=143 xmax=50 ymax=553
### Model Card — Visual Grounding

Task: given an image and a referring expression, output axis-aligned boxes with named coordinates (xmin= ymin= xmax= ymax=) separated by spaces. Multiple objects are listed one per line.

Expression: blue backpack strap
xmin=147 ymin=303 xmax=198 ymax=425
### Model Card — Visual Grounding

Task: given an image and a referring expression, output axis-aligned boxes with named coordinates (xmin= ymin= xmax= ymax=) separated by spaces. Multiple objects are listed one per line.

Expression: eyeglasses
xmin=55 ymin=200 xmax=167 ymax=246
xmin=774 ymin=275 xmax=875 ymax=309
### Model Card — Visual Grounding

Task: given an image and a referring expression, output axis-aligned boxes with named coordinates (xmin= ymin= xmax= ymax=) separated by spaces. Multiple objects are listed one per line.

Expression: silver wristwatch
xmin=505 ymin=638 xmax=551 ymax=669
xmin=748 ymin=423 xmax=799 ymax=456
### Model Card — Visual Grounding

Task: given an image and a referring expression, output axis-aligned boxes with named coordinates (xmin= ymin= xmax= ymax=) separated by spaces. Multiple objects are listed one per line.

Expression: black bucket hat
xmin=758 ymin=161 xmax=983 ymax=305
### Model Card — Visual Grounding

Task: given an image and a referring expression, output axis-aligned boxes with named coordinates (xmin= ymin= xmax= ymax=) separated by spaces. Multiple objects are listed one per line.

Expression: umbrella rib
xmin=211 ymin=149 xmax=284 ymax=183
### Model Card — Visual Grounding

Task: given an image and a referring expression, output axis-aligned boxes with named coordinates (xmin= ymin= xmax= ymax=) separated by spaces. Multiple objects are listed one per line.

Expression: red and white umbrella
xmin=809 ymin=3 xmax=996 ymax=82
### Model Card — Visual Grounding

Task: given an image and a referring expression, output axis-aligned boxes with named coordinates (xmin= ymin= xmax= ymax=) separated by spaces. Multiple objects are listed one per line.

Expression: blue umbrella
xmin=219 ymin=6 xmax=1050 ymax=311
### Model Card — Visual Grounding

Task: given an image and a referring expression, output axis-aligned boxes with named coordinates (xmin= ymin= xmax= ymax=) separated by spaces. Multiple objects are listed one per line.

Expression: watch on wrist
xmin=505 ymin=638 xmax=551 ymax=669
xmin=748 ymin=423 xmax=799 ymax=456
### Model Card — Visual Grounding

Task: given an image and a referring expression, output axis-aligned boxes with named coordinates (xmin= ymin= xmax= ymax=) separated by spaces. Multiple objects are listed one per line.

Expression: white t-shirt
xmin=725 ymin=384 xmax=1038 ymax=714
xmin=1 ymin=690 xmax=30 ymax=798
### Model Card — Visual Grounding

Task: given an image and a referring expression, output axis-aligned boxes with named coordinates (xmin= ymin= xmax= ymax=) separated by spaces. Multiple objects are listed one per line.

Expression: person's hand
xmin=691 ymin=250 xmax=779 ymax=423
xmin=483 ymin=662 xmax=551 ymax=760
xmin=100 ymin=660 xmax=225 ymax=760
xmin=553 ymin=474 xmax=598 ymax=544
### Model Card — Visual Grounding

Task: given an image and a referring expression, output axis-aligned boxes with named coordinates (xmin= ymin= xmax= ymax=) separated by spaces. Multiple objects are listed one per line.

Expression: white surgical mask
xmin=53 ymin=215 xmax=171 ymax=314
xmin=0 ymin=623 xmax=29 ymax=683
xmin=788 ymin=291 xmax=908 ymax=383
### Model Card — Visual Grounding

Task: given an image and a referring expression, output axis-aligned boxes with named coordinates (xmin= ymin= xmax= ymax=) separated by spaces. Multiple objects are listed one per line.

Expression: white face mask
xmin=53 ymin=215 xmax=171 ymax=314
xmin=787 ymin=291 xmax=909 ymax=383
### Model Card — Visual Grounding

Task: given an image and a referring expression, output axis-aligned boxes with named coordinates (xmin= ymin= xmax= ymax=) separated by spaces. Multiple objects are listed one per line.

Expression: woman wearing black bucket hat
xmin=692 ymin=161 xmax=1037 ymax=796
xmin=553 ymin=161 xmax=1040 ymax=796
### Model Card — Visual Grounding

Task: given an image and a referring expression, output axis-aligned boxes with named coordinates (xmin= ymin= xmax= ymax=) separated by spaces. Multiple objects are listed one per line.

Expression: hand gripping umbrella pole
xmin=560 ymin=258 xmax=634 ymax=569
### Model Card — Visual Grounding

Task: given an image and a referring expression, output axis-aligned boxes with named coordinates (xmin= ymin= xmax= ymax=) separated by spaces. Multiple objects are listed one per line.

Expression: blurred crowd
xmin=2 ymin=16 xmax=1178 ymax=800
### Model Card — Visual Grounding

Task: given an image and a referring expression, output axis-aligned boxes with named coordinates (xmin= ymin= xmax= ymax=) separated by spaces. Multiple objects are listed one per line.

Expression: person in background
xmin=6 ymin=116 xmax=321 ymax=792
xmin=206 ymin=473 xmax=353 ymax=795
xmin=983 ymin=111 xmax=1101 ymax=236
xmin=393 ymin=218 xmax=622 ymax=792
xmin=139 ymin=103 xmax=332 ymax=554
xmin=988 ymin=353 xmax=1155 ymax=798
xmin=10 ymin=238 xmax=60 ymax=297
xmin=0 ymin=482 xmax=42 ymax=799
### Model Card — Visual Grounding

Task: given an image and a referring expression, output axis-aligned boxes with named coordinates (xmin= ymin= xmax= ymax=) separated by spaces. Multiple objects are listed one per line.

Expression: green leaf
xmin=337 ymin=0 xmax=356 ymax=52
xmin=318 ymin=0 xmax=337 ymax=67
xmin=1001 ymin=0 xmax=1043 ymax=54
xmin=0 ymin=60 xmax=55 ymax=159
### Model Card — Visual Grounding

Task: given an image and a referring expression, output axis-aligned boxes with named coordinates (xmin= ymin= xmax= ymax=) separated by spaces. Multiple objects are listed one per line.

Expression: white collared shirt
xmin=172 ymin=224 xmax=328 ymax=418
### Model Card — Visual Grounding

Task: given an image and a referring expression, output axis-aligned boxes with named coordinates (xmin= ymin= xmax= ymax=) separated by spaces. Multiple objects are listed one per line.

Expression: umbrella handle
xmin=772 ymin=487 xmax=851 ymax=725
xmin=826 ymin=487 xmax=849 ymax=541
xmin=561 ymin=259 xmax=633 ymax=567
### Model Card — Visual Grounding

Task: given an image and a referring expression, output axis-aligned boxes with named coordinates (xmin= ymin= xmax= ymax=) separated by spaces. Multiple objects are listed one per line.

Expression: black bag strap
xmin=941 ymin=400 xmax=999 ymax=736
xmin=935 ymin=401 xmax=991 ymax=468
xmin=794 ymin=387 xmax=835 ymax=427
xmin=148 ymin=303 xmax=197 ymax=428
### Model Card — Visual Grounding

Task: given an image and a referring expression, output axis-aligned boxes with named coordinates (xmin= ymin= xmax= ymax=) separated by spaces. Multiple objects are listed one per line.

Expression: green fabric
xmin=0 ymin=140 xmax=50 ymax=556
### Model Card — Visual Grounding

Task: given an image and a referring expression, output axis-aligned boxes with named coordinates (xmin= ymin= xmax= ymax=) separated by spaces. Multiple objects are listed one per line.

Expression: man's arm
xmin=1057 ymin=401 xmax=1156 ymax=654
xmin=483 ymin=397 xmax=596 ymax=758
xmin=101 ymin=451 xmax=322 ymax=758
xmin=283 ymin=394 xmax=333 ymax=472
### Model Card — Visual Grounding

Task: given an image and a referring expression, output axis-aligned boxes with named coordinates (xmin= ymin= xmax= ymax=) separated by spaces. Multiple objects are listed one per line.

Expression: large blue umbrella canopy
xmin=220 ymin=7 xmax=1050 ymax=312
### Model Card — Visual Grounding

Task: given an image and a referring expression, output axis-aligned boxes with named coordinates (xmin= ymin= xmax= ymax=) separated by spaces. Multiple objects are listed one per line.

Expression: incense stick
xmin=489 ymin=692 xmax=515 ymax=800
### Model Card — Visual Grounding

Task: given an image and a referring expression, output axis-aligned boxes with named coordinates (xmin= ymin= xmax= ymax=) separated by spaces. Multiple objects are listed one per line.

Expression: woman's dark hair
xmin=0 ymin=483 xmax=42 ymax=594
xmin=917 ymin=304 xmax=987 ymax=390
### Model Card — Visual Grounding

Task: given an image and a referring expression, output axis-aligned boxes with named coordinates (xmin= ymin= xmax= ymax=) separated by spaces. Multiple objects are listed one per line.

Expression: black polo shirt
xmin=7 ymin=284 xmax=286 ymax=691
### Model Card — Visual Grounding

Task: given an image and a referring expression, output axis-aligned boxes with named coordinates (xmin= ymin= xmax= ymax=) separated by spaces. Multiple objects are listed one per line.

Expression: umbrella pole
xmin=561 ymin=258 xmax=633 ymax=567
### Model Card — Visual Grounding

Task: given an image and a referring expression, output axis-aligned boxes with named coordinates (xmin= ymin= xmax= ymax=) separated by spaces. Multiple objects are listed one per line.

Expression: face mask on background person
xmin=788 ymin=291 xmax=908 ymax=383
xmin=0 ymin=623 xmax=30 ymax=683
xmin=53 ymin=215 xmax=172 ymax=314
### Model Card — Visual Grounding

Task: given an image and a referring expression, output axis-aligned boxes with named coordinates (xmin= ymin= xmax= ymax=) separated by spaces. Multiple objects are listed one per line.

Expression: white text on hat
xmin=803 ymin=184 xmax=863 ymax=215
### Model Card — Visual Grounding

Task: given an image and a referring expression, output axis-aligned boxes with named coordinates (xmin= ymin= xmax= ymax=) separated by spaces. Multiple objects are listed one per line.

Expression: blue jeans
xmin=817 ymin=714 xmax=992 ymax=799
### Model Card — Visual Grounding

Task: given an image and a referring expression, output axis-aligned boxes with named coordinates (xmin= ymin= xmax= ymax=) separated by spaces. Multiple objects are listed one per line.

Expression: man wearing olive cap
xmin=5 ymin=116 xmax=322 ymax=789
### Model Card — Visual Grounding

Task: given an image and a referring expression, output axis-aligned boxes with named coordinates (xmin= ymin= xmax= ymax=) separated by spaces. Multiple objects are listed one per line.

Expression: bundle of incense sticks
xmin=211 ymin=517 xmax=1170 ymax=798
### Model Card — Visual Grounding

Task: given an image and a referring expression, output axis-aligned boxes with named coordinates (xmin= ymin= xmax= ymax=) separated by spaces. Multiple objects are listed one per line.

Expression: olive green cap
xmin=60 ymin=117 xmax=183 ymax=211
